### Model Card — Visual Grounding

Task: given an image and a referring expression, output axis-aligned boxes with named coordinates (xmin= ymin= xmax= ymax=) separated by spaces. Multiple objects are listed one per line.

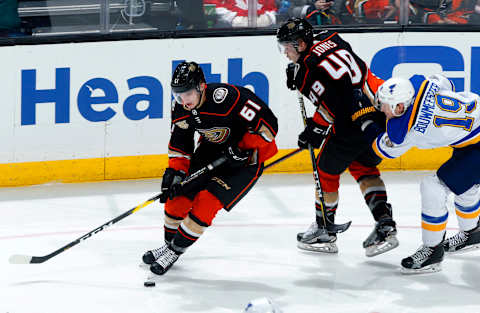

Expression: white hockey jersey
xmin=373 ymin=74 xmax=480 ymax=159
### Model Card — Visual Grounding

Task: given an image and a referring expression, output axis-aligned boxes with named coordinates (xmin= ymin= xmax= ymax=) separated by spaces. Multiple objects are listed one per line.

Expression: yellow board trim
xmin=0 ymin=147 xmax=453 ymax=187
xmin=422 ymin=221 xmax=447 ymax=232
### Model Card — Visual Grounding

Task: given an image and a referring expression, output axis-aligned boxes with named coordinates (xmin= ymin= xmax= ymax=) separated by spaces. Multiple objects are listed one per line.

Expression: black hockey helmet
xmin=276 ymin=18 xmax=314 ymax=47
xmin=171 ymin=61 xmax=205 ymax=94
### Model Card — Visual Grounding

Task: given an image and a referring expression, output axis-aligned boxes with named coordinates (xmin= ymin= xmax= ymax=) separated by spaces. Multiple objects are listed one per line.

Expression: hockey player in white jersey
xmin=352 ymin=74 xmax=480 ymax=274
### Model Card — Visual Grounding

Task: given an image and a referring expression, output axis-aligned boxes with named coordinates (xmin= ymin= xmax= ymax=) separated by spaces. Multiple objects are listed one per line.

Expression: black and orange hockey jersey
xmin=293 ymin=30 xmax=384 ymax=136
xmin=167 ymin=83 xmax=278 ymax=174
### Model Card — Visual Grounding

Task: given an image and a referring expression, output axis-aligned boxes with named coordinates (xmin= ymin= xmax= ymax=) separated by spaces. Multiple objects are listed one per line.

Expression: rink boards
xmin=1 ymin=32 xmax=478 ymax=186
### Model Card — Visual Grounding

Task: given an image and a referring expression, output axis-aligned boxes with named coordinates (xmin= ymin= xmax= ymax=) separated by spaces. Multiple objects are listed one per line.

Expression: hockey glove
xmin=224 ymin=146 xmax=252 ymax=168
xmin=286 ymin=63 xmax=296 ymax=90
xmin=298 ymin=118 xmax=329 ymax=149
xmin=351 ymin=98 xmax=383 ymax=143
xmin=159 ymin=168 xmax=186 ymax=203
xmin=351 ymin=99 xmax=377 ymax=131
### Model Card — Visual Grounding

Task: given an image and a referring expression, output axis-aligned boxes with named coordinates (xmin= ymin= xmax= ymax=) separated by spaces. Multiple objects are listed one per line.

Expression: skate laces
xmin=448 ymin=231 xmax=468 ymax=247
xmin=157 ymin=248 xmax=178 ymax=268
xmin=411 ymin=245 xmax=433 ymax=262
xmin=151 ymin=245 xmax=167 ymax=260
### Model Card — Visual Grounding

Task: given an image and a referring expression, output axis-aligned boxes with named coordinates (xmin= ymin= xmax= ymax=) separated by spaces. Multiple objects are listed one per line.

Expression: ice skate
xmin=363 ymin=217 xmax=399 ymax=257
xmin=443 ymin=221 xmax=480 ymax=254
xmin=150 ymin=244 xmax=179 ymax=275
xmin=401 ymin=243 xmax=444 ymax=274
xmin=297 ymin=222 xmax=338 ymax=253
xmin=142 ymin=244 xmax=169 ymax=265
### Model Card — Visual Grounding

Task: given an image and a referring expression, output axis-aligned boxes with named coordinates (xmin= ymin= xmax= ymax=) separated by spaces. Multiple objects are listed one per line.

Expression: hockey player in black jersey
xmin=142 ymin=61 xmax=278 ymax=275
xmin=276 ymin=18 xmax=398 ymax=256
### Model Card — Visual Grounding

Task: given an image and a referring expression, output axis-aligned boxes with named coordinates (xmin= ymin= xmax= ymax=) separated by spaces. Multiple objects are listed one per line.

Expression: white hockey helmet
xmin=243 ymin=297 xmax=283 ymax=313
xmin=374 ymin=77 xmax=415 ymax=117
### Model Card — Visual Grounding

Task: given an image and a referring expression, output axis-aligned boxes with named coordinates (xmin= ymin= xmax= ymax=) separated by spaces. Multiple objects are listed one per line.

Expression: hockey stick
xmin=297 ymin=91 xmax=351 ymax=234
xmin=9 ymin=156 xmax=228 ymax=264
xmin=264 ymin=148 xmax=304 ymax=170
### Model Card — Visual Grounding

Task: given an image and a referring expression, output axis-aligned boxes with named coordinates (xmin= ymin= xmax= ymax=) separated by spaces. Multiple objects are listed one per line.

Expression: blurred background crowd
xmin=1 ymin=0 xmax=480 ymax=37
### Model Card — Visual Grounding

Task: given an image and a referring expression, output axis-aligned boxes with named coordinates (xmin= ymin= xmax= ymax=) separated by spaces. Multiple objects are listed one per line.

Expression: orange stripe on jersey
xmin=226 ymin=164 xmax=262 ymax=210
xmin=299 ymin=56 xmax=311 ymax=92
xmin=451 ymin=133 xmax=480 ymax=148
xmin=254 ymin=117 xmax=277 ymax=136
xmin=172 ymin=115 xmax=189 ymax=124
xmin=168 ymin=143 xmax=192 ymax=157
xmin=371 ymin=139 xmax=387 ymax=159
xmin=200 ymin=84 xmax=240 ymax=117
xmin=407 ymin=80 xmax=428 ymax=132
xmin=312 ymin=111 xmax=330 ymax=127
xmin=320 ymin=100 xmax=335 ymax=119
xmin=365 ymin=69 xmax=384 ymax=95
xmin=309 ymin=32 xmax=337 ymax=47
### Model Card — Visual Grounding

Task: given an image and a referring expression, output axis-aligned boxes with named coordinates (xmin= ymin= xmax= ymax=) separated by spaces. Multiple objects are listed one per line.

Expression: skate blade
xmin=446 ymin=244 xmax=480 ymax=255
xmin=400 ymin=262 xmax=442 ymax=275
xmin=365 ymin=235 xmax=399 ymax=257
xmin=297 ymin=241 xmax=338 ymax=253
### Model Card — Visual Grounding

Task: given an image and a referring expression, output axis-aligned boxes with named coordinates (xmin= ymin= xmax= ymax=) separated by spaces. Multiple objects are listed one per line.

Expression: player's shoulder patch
xmin=213 ymin=87 xmax=229 ymax=103
xmin=175 ymin=119 xmax=189 ymax=129
xmin=383 ymin=135 xmax=394 ymax=148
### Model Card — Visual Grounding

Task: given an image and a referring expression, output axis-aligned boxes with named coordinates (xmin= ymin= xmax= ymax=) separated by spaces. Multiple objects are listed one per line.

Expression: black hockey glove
xmin=351 ymin=97 xmax=383 ymax=143
xmin=298 ymin=118 xmax=329 ymax=149
xmin=224 ymin=146 xmax=252 ymax=168
xmin=159 ymin=168 xmax=186 ymax=203
xmin=286 ymin=63 xmax=296 ymax=90
xmin=352 ymin=100 xmax=377 ymax=130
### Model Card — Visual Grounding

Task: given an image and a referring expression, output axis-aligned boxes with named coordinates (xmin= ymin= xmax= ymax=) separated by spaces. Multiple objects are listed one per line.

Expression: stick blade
xmin=9 ymin=254 xmax=33 ymax=264
xmin=326 ymin=220 xmax=352 ymax=234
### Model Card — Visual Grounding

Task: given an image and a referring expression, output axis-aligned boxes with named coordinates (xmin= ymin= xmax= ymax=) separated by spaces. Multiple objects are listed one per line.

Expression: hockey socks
xmin=164 ymin=213 xmax=184 ymax=244
xmin=315 ymin=199 xmax=337 ymax=227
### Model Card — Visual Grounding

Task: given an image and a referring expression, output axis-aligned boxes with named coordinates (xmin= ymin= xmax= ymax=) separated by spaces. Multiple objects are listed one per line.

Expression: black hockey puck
xmin=144 ymin=281 xmax=155 ymax=287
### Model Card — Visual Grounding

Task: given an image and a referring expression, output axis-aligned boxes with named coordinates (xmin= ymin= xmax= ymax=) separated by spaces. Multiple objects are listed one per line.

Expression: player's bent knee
xmin=165 ymin=196 xmax=194 ymax=219
xmin=420 ymin=175 xmax=449 ymax=216
xmin=190 ymin=190 xmax=224 ymax=226
xmin=455 ymin=184 xmax=480 ymax=208
xmin=317 ymin=168 xmax=340 ymax=193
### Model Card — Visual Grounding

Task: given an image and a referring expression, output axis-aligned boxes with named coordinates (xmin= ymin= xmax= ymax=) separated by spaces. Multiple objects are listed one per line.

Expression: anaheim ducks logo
xmin=175 ymin=120 xmax=189 ymax=130
xmin=197 ymin=127 xmax=230 ymax=143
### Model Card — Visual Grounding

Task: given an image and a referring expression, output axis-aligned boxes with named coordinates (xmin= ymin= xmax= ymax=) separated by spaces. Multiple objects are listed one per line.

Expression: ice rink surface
xmin=2 ymin=171 xmax=480 ymax=313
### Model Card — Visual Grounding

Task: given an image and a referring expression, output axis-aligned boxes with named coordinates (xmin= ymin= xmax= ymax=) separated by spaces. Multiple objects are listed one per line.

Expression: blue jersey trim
xmin=451 ymin=126 xmax=480 ymax=146
xmin=386 ymin=105 xmax=414 ymax=145
xmin=375 ymin=134 xmax=396 ymax=159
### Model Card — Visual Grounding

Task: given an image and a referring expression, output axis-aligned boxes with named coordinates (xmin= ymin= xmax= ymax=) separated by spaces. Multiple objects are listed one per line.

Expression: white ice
xmin=1 ymin=171 xmax=480 ymax=313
